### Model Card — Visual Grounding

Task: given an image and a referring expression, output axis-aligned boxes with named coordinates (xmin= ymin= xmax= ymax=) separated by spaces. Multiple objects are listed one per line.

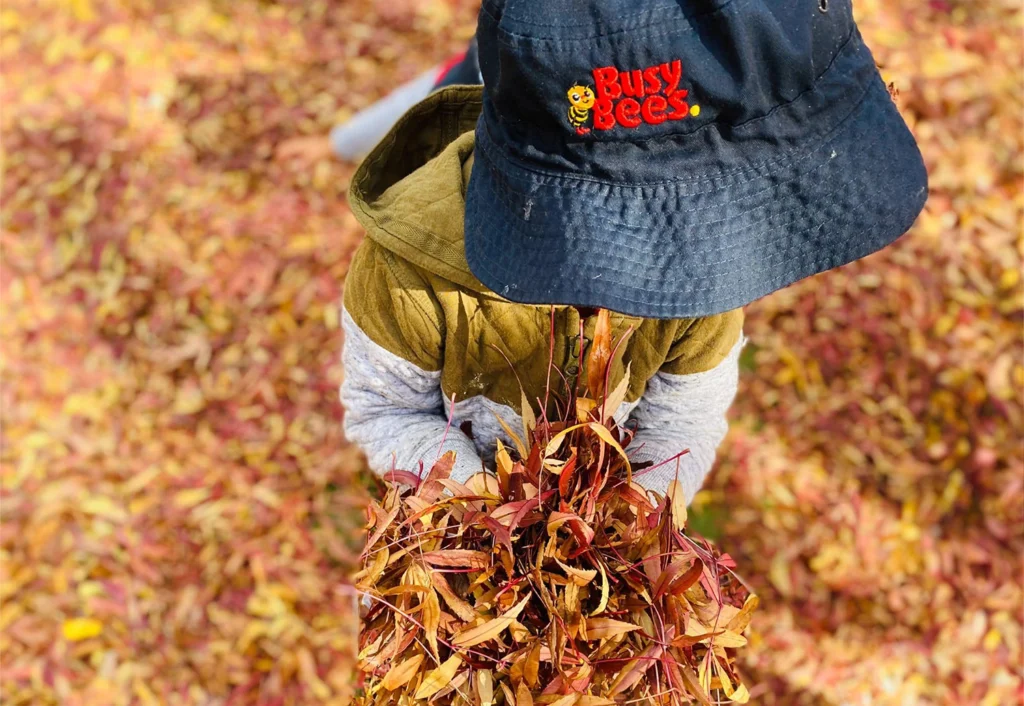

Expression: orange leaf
xmin=587 ymin=309 xmax=612 ymax=399
xmin=421 ymin=589 xmax=441 ymax=658
xmin=381 ymin=653 xmax=424 ymax=691
xmin=516 ymin=681 xmax=534 ymax=706
xmin=524 ymin=642 xmax=541 ymax=687
xmin=583 ymin=617 xmax=641 ymax=641
xmin=451 ymin=595 xmax=530 ymax=648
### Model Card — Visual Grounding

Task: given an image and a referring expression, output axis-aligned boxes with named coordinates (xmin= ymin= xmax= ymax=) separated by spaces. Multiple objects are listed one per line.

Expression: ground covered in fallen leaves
xmin=1 ymin=1 xmax=1021 ymax=705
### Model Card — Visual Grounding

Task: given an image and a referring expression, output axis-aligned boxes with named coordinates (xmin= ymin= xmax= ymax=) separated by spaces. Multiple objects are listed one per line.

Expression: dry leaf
xmin=381 ymin=653 xmax=424 ymax=691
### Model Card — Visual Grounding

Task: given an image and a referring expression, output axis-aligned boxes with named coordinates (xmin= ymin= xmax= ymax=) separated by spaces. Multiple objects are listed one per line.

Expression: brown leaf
xmin=431 ymin=572 xmax=477 ymax=622
xmin=678 ymin=663 xmax=713 ymax=706
xmin=421 ymin=550 xmax=491 ymax=570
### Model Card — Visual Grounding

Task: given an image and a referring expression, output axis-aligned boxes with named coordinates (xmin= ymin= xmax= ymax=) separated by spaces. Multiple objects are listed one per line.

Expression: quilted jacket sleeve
xmin=627 ymin=310 xmax=745 ymax=504
xmin=340 ymin=240 xmax=485 ymax=483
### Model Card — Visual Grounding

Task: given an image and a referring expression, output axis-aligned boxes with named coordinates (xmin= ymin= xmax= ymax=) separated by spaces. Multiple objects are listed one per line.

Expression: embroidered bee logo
xmin=566 ymin=84 xmax=596 ymax=135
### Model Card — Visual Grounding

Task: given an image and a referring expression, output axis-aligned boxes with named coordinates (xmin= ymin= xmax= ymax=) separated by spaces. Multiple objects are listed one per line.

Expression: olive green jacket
xmin=341 ymin=87 xmax=743 ymax=501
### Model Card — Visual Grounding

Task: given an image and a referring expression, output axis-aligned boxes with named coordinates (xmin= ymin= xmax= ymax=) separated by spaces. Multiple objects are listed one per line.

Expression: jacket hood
xmin=348 ymin=85 xmax=487 ymax=292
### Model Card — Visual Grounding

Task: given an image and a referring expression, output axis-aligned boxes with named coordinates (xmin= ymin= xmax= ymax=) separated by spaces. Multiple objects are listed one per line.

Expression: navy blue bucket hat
xmin=463 ymin=0 xmax=928 ymax=318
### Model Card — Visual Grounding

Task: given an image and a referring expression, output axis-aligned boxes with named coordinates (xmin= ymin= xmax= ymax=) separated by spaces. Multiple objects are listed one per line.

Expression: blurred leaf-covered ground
xmin=1 ymin=1 xmax=1021 ymax=705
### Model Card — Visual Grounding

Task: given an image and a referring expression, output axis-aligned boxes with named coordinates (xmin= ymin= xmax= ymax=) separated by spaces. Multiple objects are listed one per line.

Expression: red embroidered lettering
xmin=667 ymin=89 xmax=690 ymax=120
xmin=574 ymin=59 xmax=698 ymax=133
xmin=660 ymin=60 xmax=682 ymax=95
xmin=643 ymin=66 xmax=662 ymax=94
xmin=641 ymin=94 xmax=668 ymax=124
xmin=620 ymin=69 xmax=645 ymax=98
xmin=615 ymin=97 xmax=642 ymax=128
xmin=593 ymin=98 xmax=616 ymax=130
xmin=593 ymin=67 xmax=621 ymax=100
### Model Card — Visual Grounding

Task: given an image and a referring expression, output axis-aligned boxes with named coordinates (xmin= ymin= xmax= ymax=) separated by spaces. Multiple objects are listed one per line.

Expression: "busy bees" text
xmin=591 ymin=59 xmax=699 ymax=131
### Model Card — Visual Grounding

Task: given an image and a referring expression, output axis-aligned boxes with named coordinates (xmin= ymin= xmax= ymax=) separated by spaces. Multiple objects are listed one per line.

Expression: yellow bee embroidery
xmin=567 ymin=84 xmax=596 ymax=135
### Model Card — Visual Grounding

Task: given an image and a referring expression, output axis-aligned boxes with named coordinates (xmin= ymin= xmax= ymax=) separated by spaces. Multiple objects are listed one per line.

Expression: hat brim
xmin=464 ymin=74 xmax=928 ymax=319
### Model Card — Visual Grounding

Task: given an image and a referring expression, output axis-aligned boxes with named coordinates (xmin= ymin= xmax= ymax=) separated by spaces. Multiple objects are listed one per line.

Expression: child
xmin=339 ymin=0 xmax=928 ymax=504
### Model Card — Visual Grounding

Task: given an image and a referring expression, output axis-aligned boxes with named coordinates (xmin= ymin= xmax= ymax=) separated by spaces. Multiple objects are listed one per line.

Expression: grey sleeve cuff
xmin=627 ymin=337 xmax=744 ymax=503
xmin=340 ymin=309 xmax=484 ymax=484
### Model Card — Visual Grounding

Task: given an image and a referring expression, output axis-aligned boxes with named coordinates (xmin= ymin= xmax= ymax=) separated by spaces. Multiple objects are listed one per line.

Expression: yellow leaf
xmin=600 ymin=362 xmax=631 ymax=421
xmin=549 ymin=695 xmax=579 ymax=706
xmin=679 ymin=663 xmax=713 ymax=706
xmin=591 ymin=562 xmax=610 ymax=616
xmin=495 ymin=439 xmax=514 ymax=477
xmin=586 ymin=423 xmax=632 ymax=472
xmin=62 ymin=617 xmax=102 ymax=641
xmin=715 ymin=654 xmax=750 ymax=703
xmin=583 ymin=617 xmax=641 ymax=641
xmin=521 ymin=390 xmax=537 ymax=439
xmin=70 ymin=0 xmax=96 ymax=22
xmin=80 ymin=496 xmax=128 ymax=522
xmin=983 ymin=627 xmax=1002 ymax=651
xmin=725 ymin=594 xmax=759 ymax=633
xmin=353 ymin=547 xmax=388 ymax=589
xmin=381 ymin=653 xmax=424 ymax=691
xmin=63 ymin=392 xmax=106 ymax=421
xmin=492 ymin=411 xmax=527 ymax=458
xmin=544 ymin=424 xmax=583 ymax=458
xmin=667 ymin=480 xmax=688 ymax=531
xmin=413 ymin=655 xmax=462 ymax=700
xmin=476 ymin=669 xmax=494 ymax=706
xmin=576 ymin=397 xmax=598 ymax=422
xmin=451 ymin=595 xmax=530 ymax=648
xmin=555 ymin=559 xmax=597 ymax=586
xmin=768 ymin=554 xmax=793 ymax=596
xmin=709 ymin=630 xmax=747 ymax=648
xmin=729 ymin=684 xmax=751 ymax=703
xmin=432 ymin=573 xmax=476 ymax=622
xmin=172 ymin=386 xmax=206 ymax=415
xmin=173 ymin=488 xmax=210 ymax=509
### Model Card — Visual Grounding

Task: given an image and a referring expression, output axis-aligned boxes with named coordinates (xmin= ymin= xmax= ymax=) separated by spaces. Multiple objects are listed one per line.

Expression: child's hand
xmin=274 ymin=135 xmax=334 ymax=167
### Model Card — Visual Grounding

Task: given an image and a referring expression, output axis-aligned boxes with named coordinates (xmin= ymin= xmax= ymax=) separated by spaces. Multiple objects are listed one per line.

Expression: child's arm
xmin=340 ymin=241 xmax=484 ymax=483
xmin=627 ymin=312 xmax=745 ymax=504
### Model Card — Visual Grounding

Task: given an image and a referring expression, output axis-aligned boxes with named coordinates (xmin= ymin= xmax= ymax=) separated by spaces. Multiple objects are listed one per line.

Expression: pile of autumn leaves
xmin=354 ymin=312 xmax=756 ymax=705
